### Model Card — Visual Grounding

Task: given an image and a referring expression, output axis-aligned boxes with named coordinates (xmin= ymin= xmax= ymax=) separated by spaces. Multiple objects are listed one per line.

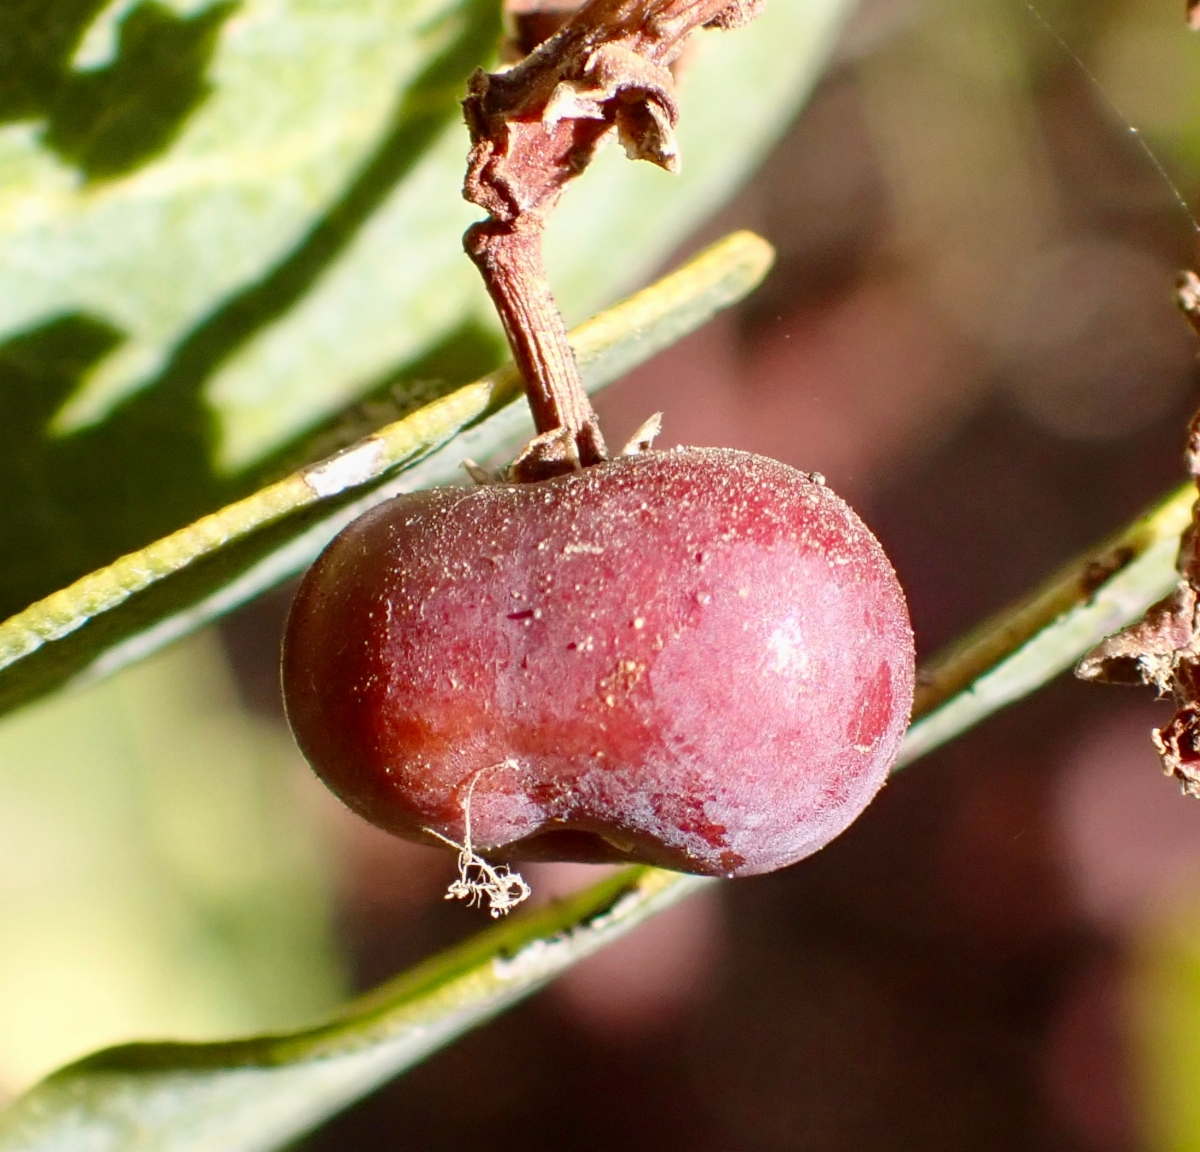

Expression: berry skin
xmin=282 ymin=448 xmax=914 ymax=878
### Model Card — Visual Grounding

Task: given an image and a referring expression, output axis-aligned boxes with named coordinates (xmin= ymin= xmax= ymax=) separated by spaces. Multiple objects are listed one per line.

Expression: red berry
xmin=282 ymin=448 xmax=914 ymax=878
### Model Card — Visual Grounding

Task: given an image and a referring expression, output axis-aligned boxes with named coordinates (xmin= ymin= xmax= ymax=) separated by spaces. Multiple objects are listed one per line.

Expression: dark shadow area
xmin=0 ymin=0 xmax=236 ymax=180
xmin=0 ymin=0 xmax=110 ymax=122
xmin=0 ymin=0 xmax=502 ymax=623
xmin=46 ymin=1 xmax=237 ymax=180
xmin=0 ymin=314 xmax=123 ymax=610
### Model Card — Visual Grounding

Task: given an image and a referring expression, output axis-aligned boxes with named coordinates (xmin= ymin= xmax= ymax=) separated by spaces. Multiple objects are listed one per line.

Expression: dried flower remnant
xmin=1076 ymin=270 xmax=1200 ymax=797
xmin=425 ymin=763 xmax=533 ymax=918
xmin=461 ymin=0 xmax=764 ymax=480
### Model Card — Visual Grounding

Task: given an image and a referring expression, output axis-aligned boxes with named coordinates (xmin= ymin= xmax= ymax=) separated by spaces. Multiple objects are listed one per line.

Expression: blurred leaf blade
xmin=0 ymin=231 xmax=775 ymax=719
xmin=0 ymin=0 xmax=852 ymax=625
xmin=0 ymin=631 xmax=346 ymax=1096
xmin=0 ymin=0 xmax=503 ymax=620
xmin=0 ymin=867 xmax=709 ymax=1152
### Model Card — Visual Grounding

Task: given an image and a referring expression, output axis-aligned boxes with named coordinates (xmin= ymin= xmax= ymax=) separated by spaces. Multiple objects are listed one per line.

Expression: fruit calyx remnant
xmin=462 ymin=0 xmax=764 ymax=482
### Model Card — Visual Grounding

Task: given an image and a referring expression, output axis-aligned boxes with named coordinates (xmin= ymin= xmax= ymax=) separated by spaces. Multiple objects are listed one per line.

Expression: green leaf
xmin=0 ymin=867 xmax=710 ymax=1152
xmin=0 ymin=0 xmax=852 ymax=626
xmin=0 ymin=231 xmax=775 ymax=720
xmin=1 ymin=474 xmax=1191 ymax=1152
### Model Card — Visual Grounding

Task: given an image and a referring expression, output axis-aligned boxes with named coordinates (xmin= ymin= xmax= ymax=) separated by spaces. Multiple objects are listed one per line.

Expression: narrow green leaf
xmin=0 ymin=867 xmax=709 ymax=1152
xmin=0 ymin=231 xmax=775 ymax=720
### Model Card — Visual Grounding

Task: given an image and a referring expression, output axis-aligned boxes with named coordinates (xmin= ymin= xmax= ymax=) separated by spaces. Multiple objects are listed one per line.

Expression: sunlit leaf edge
xmin=897 ymin=480 xmax=1194 ymax=767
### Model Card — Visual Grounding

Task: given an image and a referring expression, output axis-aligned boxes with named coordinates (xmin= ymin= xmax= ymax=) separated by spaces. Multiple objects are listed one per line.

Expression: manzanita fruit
xmin=280 ymin=0 xmax=919 ymax=902
xmin=282 ymin=447 xmax=914 ymax=880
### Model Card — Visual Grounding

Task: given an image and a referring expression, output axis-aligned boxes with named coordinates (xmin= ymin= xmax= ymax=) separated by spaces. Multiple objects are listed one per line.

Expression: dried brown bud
xmin=1176 ymin=270 xmax=1200 ymax=336
xmin=1077 ymin=582 xmax=1200 ymax=691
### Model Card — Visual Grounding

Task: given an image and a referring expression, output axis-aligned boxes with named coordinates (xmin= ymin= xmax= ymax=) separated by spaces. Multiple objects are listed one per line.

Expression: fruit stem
xmin=465 ymin=221 xmax=607 ymax=479
xmin=460 ymin=0 xmax=764 ymax=482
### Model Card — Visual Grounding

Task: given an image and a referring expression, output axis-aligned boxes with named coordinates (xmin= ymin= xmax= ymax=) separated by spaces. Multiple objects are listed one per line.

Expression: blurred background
xmin=8 ymin=0 xmax=1200 ymax=1148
